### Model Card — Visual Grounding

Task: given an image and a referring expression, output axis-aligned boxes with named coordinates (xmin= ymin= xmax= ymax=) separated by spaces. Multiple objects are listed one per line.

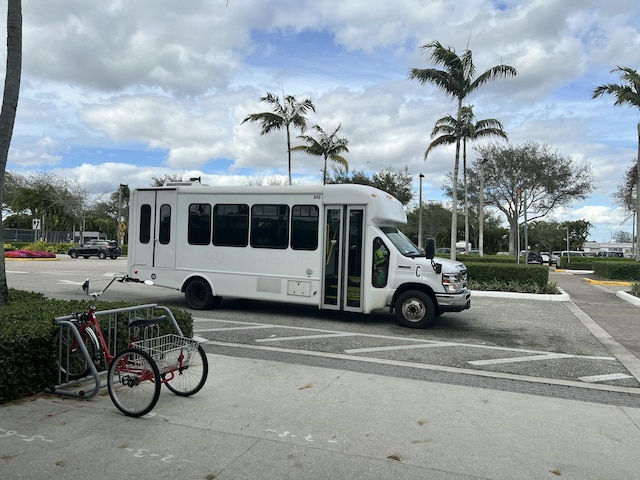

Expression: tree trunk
xmin=463 ymin=138 xmax=469 ymax=253
xmin=0 ymin=0 xmax=23 ymax=306
xmin=636 ymin=122 xmax=640 ymax=261
xmin=450 ymin=103 xmax=463 ymax=261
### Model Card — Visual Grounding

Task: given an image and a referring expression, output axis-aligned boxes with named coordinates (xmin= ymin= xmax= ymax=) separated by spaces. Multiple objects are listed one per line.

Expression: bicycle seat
xmin=128 ymin=315 xmax=167 ymax=328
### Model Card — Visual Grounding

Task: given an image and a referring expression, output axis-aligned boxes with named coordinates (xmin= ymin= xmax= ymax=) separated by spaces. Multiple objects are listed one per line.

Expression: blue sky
xmin=3 ymin=0 xmax=640 ymax=242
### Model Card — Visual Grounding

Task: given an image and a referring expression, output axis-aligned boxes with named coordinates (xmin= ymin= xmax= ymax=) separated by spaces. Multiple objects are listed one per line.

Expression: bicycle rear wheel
xmin=163 ymin=345 xmax=208 ymax=396
xmin=54 ymin=326 xmax=95 ymax=380
xmin=108 ymin=348 xmax=160 ymax=417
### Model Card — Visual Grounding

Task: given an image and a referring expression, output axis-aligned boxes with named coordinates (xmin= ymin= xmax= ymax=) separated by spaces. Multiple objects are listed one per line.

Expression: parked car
xmin=527 ymin=250 xmax=542 ymax=265
xmin=552 ymin=250 xmax=585 ymax=266
xmin=540 ymin=252 xmax=550 ymax=263
xmin=597 ymin=251 xmax=624 ymax=258
xmin=68 ymin=240 xmax=122 ymax=259
xmin=520 ymin=250 xmax=543 ymax=264
xmin=550 ymin=251 xmax=561 ymax=266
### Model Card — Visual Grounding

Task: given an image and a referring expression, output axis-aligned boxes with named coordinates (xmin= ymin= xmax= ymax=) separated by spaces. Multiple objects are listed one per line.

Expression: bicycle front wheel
xmin=163 ymin=345 xmax=208 ymax=397
xmin=108 ymin=348 xmax=160 ymax=417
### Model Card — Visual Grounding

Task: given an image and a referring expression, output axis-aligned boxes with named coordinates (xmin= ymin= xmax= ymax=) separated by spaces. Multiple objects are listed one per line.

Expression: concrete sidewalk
xmin=1 ymin=353 xmax=640 ymax=480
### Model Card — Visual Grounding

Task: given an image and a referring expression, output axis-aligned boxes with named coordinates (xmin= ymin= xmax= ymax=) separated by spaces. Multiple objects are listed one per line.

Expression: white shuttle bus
xmin=127 ymin=182 xmax=470 ymax=328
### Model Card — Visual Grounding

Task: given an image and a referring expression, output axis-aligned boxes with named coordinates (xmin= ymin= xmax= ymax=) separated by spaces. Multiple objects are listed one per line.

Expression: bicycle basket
xmin=131 ymin=334 xmax=199 ymax=374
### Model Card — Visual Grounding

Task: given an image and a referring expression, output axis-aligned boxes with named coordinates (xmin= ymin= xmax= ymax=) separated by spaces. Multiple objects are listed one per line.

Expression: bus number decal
xmin=313 ymin=194 xmax=322 ymax=200
xmin=415 ymin=266 xmax=422 ymax=277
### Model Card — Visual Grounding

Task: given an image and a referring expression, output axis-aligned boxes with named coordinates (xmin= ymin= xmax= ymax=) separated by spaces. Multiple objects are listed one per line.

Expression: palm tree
xmin=593 ymin=67 xmax=640 ymax=261
xmin=425 ymin=105 xmax=508 ymax=254
xmin=242 ymin=91 xmax=315 ymax=185
xmin=292 ymin=124 xmax=349 ymax=184
xmin=0 ymin=0 xmax=22 ymax=305
xmin=409 ymin=40 xmax=516 ymax=260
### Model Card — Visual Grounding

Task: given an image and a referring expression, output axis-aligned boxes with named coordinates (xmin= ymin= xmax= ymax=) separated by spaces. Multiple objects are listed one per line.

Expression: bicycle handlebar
xmin=82 ymin=274 xmax=153 ymax=300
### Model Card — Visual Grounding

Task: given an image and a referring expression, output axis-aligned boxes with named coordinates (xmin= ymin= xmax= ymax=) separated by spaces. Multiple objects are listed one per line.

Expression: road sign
xmin=32 ymin=218 xmax=41 ymax=230
xmin=119 ymin=221 xmax=127 ymax=232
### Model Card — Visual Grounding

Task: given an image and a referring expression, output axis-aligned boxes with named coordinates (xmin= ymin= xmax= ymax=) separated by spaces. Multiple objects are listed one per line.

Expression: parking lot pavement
xmin=549 ymin=270 xmax=640 ymax=375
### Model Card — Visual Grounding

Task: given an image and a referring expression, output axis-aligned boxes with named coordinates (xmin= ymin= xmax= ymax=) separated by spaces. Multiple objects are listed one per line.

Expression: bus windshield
xmin=380 ymin=227 xmax=422 ymax=257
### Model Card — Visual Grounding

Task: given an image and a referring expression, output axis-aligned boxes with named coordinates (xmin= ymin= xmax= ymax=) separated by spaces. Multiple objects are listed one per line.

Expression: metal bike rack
xmin=49 ymin=304 xmax=182 ymax=399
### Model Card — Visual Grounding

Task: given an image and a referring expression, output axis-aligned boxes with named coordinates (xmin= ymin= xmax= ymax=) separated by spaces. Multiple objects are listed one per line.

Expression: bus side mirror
xmin=425 ymin=238 xmax=435 ymax=259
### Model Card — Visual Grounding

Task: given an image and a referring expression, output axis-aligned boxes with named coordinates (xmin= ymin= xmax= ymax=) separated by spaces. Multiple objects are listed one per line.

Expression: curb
xmin=584 ymin=278 xmax=632 ymax=287
xmin=471 ymin=289 xmax=570 ymax=302
xmin=617 ymin=290 xmax=640 ymax=306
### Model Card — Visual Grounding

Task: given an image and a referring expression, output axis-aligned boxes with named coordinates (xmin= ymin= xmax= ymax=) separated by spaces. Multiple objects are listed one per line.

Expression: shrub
xmin=464 ymin=262 xmax=549 ymax=288
xmin=5 ymin=250 xmax=57 ymax=258
xmin=468 ymin=279 xmax=559 ymax=294
xmin=592 ymin=261 xmax=640 ymax=281
xmin=0 ymin=289 xmax=193 ymax=405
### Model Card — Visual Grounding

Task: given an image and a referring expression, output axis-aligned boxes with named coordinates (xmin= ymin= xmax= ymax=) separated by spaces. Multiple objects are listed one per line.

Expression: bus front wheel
xmin=184 ymin=279 xmax=221 ymax=310
xmin=395 ymin=291 xmax=436 ymax=328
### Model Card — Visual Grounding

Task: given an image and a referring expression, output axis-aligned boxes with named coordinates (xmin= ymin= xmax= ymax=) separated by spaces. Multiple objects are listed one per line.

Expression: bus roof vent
xmin=163 ymin=180 xmax=208 ymax=187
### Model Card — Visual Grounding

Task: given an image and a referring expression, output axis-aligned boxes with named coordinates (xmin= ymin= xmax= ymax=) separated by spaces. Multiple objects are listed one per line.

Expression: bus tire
xmin=395 ymin=290 xmax=435 ymax=328
xmin=184 ymin=278 xmax=220 ymax=310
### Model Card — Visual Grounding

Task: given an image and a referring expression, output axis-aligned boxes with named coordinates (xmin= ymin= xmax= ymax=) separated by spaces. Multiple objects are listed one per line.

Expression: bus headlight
xmin=442 ymin=273 xmax=464 ymax=293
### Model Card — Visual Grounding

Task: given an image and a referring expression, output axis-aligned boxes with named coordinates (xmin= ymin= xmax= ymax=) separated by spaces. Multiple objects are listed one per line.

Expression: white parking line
xmin=345 ymin=343 xmax=449 ymax=354
xmin=469 ymin=353 xmax=574 ymax=366
xmin=196 ymin=325 xmax=276 ymax=333
xmin=468 ymin=353 xmax=617 ymax=366
xmin=578 ymin=373 xmax=633 ymax=383
xmin=257 ymin=333 xmax=359 ymax=343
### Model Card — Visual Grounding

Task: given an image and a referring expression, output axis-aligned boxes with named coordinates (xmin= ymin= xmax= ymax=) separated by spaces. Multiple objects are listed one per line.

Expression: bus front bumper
xmin=436 ymin=289 xmax=471 ymax=312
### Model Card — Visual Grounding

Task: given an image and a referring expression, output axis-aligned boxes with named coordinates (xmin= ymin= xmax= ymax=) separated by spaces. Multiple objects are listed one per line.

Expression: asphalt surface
xmin=1 ymin=262 xmax=640 ymax=479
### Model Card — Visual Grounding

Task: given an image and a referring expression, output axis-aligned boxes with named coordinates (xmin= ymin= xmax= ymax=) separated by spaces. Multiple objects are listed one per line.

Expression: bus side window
xmin=372 ymin=237 xmax=389 ymax=288
xmin=291 ymin=205 xmax=319 ymax=250
xmin=140 ymin=204 xmax=151 ymax=244
xmin=188 ymin=203 xmax=212 ymax=245
xmin=159 ymin=204 xmax=171 ymax=244
xmin=251 ymin=204 xmax=289 ymax=249
xmin=213 ymin=204 xmax=249 ymax=247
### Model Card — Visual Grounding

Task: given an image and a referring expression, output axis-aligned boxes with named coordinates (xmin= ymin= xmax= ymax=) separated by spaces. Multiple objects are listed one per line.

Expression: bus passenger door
xmin=322 ymin=206 xmax=364 ymax=313
xmin=133 ymin=189 xmax=176 ymax=269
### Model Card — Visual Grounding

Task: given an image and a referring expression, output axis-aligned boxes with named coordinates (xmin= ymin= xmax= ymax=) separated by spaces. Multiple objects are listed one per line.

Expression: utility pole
xmin=418 ymin=174 xmax=424 ymax=249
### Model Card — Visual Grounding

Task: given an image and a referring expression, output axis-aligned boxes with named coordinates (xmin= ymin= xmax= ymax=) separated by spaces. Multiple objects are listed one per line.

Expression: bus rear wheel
xmin=395 ymin=290 xmax=436 ymax=328
xmin=184 ymin=279 xmax=221 ymax=310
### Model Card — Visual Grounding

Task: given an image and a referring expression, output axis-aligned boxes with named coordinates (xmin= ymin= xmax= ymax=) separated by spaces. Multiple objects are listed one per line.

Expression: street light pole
xmin=118 ymin=184 xmax=126 ymax=246
xmin=418 ymin=174 xmax=424 ymax=249
xmin=118 ymin=186 xmax=122 ymax=246
xmin=524 ymin=189 xmax=528 ymax=268
xmin=479 ymin=158 xmax=488 ymax=257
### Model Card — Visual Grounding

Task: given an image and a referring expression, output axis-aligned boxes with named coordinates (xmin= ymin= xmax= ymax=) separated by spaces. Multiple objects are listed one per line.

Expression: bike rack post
xmin=49 ymin=318 xmax=102 ymax=399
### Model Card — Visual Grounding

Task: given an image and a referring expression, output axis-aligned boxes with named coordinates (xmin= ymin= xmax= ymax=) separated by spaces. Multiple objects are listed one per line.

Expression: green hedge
xmin=463 ymin=262 xmax=549 ymax=287
xmin=0 ymin=289 xmax=192 ymax=405
xmin=593 ymin=261 xmax=640 ymax=281
xmin=558 ymin=257 xmax=640 ymax=280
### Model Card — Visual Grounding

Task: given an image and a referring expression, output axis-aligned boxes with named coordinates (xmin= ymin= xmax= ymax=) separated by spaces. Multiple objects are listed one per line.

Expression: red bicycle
xmin=54 ymin=275 xmax=208 ymax=417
